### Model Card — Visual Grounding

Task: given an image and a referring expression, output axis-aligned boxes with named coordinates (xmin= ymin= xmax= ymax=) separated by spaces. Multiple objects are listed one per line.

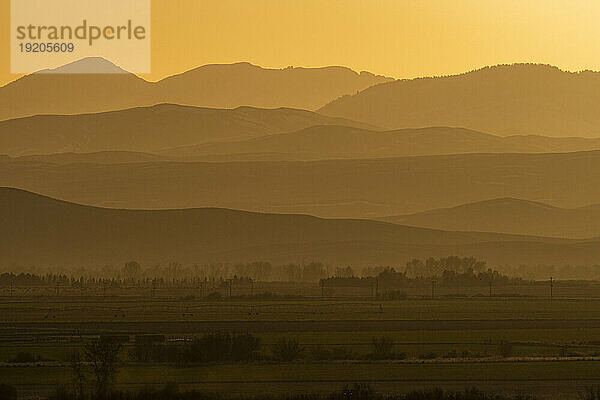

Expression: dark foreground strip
xmin=11 ymin=378 xmax=600 ymax=386
xmin=3 ymin=319 xmax=600 ymax=335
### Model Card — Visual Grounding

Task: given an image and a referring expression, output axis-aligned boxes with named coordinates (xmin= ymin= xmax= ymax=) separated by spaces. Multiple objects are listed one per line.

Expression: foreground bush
xmin=368 ymin=337 xmax=400 ymax=360
xmin=188 ymin=332 xmax=261 ymax=363
xmin=272 ymin=337 xmax=303 ymax=361
xmin=497 ymin=341 xmax=514 ymax=358
xmin=310 ymin=345 xmax=356 ymax=361
xmin=8 ymin=351 xmax=44 ymax=363
xmin=377 ymin=290 xmax=408 ymax=300
xmin=130 ymin=333 xmax=261 ymax=364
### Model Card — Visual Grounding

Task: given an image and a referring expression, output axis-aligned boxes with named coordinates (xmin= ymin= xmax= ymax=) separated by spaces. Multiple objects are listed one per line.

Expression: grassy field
xmin=4 ymin=279 xmax=600 ymax=301
xmin=4 ymin=289 xmax=600 ymax=399
xmin=7 ymin=296 xmax=600 ymax=322
xmin=4 ymin=361 xmax=600 ymax=399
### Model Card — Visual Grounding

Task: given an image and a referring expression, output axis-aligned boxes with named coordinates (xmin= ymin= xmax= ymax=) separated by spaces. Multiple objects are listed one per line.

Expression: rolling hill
xmin=381 ymin=198 xmax=600 ymax=239
xmin=161 ymin=125 xmax=600 ymax=160
xmin=7 ymin=151 xmax=170 ymax=165
xmin=2 ymin=151 xmax=600 ymax=218
xmin=0 ymin=58 xmax=392 ymax=121
xmin=1 ymin=187 xmax=598 ymax=268
xmin=320 ymin=64 xmax=600 ymax=137
xmin=0 ymin=104 xmax=372 ymax=156
xmin=155 ymin=62 xmax=393 ymax=111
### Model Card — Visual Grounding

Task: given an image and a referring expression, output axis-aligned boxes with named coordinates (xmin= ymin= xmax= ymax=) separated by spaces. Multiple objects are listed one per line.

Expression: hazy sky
xmin=2 ymin=0 xmax=600 ymax=86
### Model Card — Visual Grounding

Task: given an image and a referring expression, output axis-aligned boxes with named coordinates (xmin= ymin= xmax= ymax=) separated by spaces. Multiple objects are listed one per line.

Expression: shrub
xmin=498 ymin=341 xmax=514 ymax=358
xmin=419 ymin=352 xmax=438 ymax=360
xmin=558 ymin=345 xmax=581 ymax=358
xmin=129 ymin=332 xmax=261 ymax=364
xmin=378 ymin=290 xmax=408 ymax=300
xmin=310 ymin=345 xmax=356 ymax=361
xmin=445 ymin=349 xmax=458 ymax=358
xmin=459 ymin=349 xmax=487 ymax=359
xmin=231 ymin=333 xmax=261 ymax=361
xmin=205 ymin=292 xmax=223 ymax=300
xmin=63 ymin=350 xmax=82 ymax=363
xmin=583 ymin=387 xmax=600 ymax=400
xmin=190 ymin=332 xmax=232 ymax=362
xmin=370 ymin=337 xmax=395 ymax=359
xmin=272 ymin=338 xmax=303 ymax=362
xmin=9 ymin=351 xmax=39 ymax=363
xmin=130 ymin=342 xmax=182 ymax=363
xmin=341 ymin=383 xmax=376 ymax=400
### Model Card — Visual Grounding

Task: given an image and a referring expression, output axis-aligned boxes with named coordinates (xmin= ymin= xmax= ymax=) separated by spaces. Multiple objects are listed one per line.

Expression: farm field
xmin=7 ymin=293 xmax=600 ymax=323
xmin=3 ymin=289 xmax=600 ymax=399
xmin=6 ymin=279 xmax=600 ymax=300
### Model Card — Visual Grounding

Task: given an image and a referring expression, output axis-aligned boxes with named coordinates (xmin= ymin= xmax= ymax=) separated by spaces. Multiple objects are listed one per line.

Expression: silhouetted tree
xmin=69 ymin=350 xmax=86 ymax=400
xmin=83 ymin=338 xmax=122 ymax=398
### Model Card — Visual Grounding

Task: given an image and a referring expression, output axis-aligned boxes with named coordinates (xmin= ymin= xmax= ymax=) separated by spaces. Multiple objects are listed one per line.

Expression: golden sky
xmin=2 ymin=0 xmax=600 ymax=86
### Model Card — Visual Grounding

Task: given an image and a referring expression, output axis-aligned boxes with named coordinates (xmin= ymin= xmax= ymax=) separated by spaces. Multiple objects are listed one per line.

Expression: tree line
xmin=1 ymin=257 xmax=555 ymax=289
xmin=321 ymin=256 xmax=530 ymax=290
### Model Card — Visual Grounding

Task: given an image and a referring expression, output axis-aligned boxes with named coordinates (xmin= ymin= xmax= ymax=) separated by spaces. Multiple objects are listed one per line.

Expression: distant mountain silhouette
xmin=0 ymin=104 xmax=372 ymax=155
xmin=155 ymin=62 xmax=393 ymax=111
xmin=0 ymin=58 xmax=392 ymax=121
xmin=381 ymin=198 xmax=600 ymax=239
xmin=320 ymin=64 xmax=600 ymax=137
xmin=161 ymin=125 xmax=600 ymax=160
xmin=1 ymin=63 xmax=152 ymax=123
xmin=36 ymin=57 xmax=130 ymax=74
xmin=3 ymin=151 xmax=600 ymax=217
xmin=2 ymin=187 xmax=598 ymax=268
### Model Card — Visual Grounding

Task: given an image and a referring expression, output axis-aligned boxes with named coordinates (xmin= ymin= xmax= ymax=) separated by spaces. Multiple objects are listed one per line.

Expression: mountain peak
xmin=34 ymin=57 xmax=129 ymax=74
